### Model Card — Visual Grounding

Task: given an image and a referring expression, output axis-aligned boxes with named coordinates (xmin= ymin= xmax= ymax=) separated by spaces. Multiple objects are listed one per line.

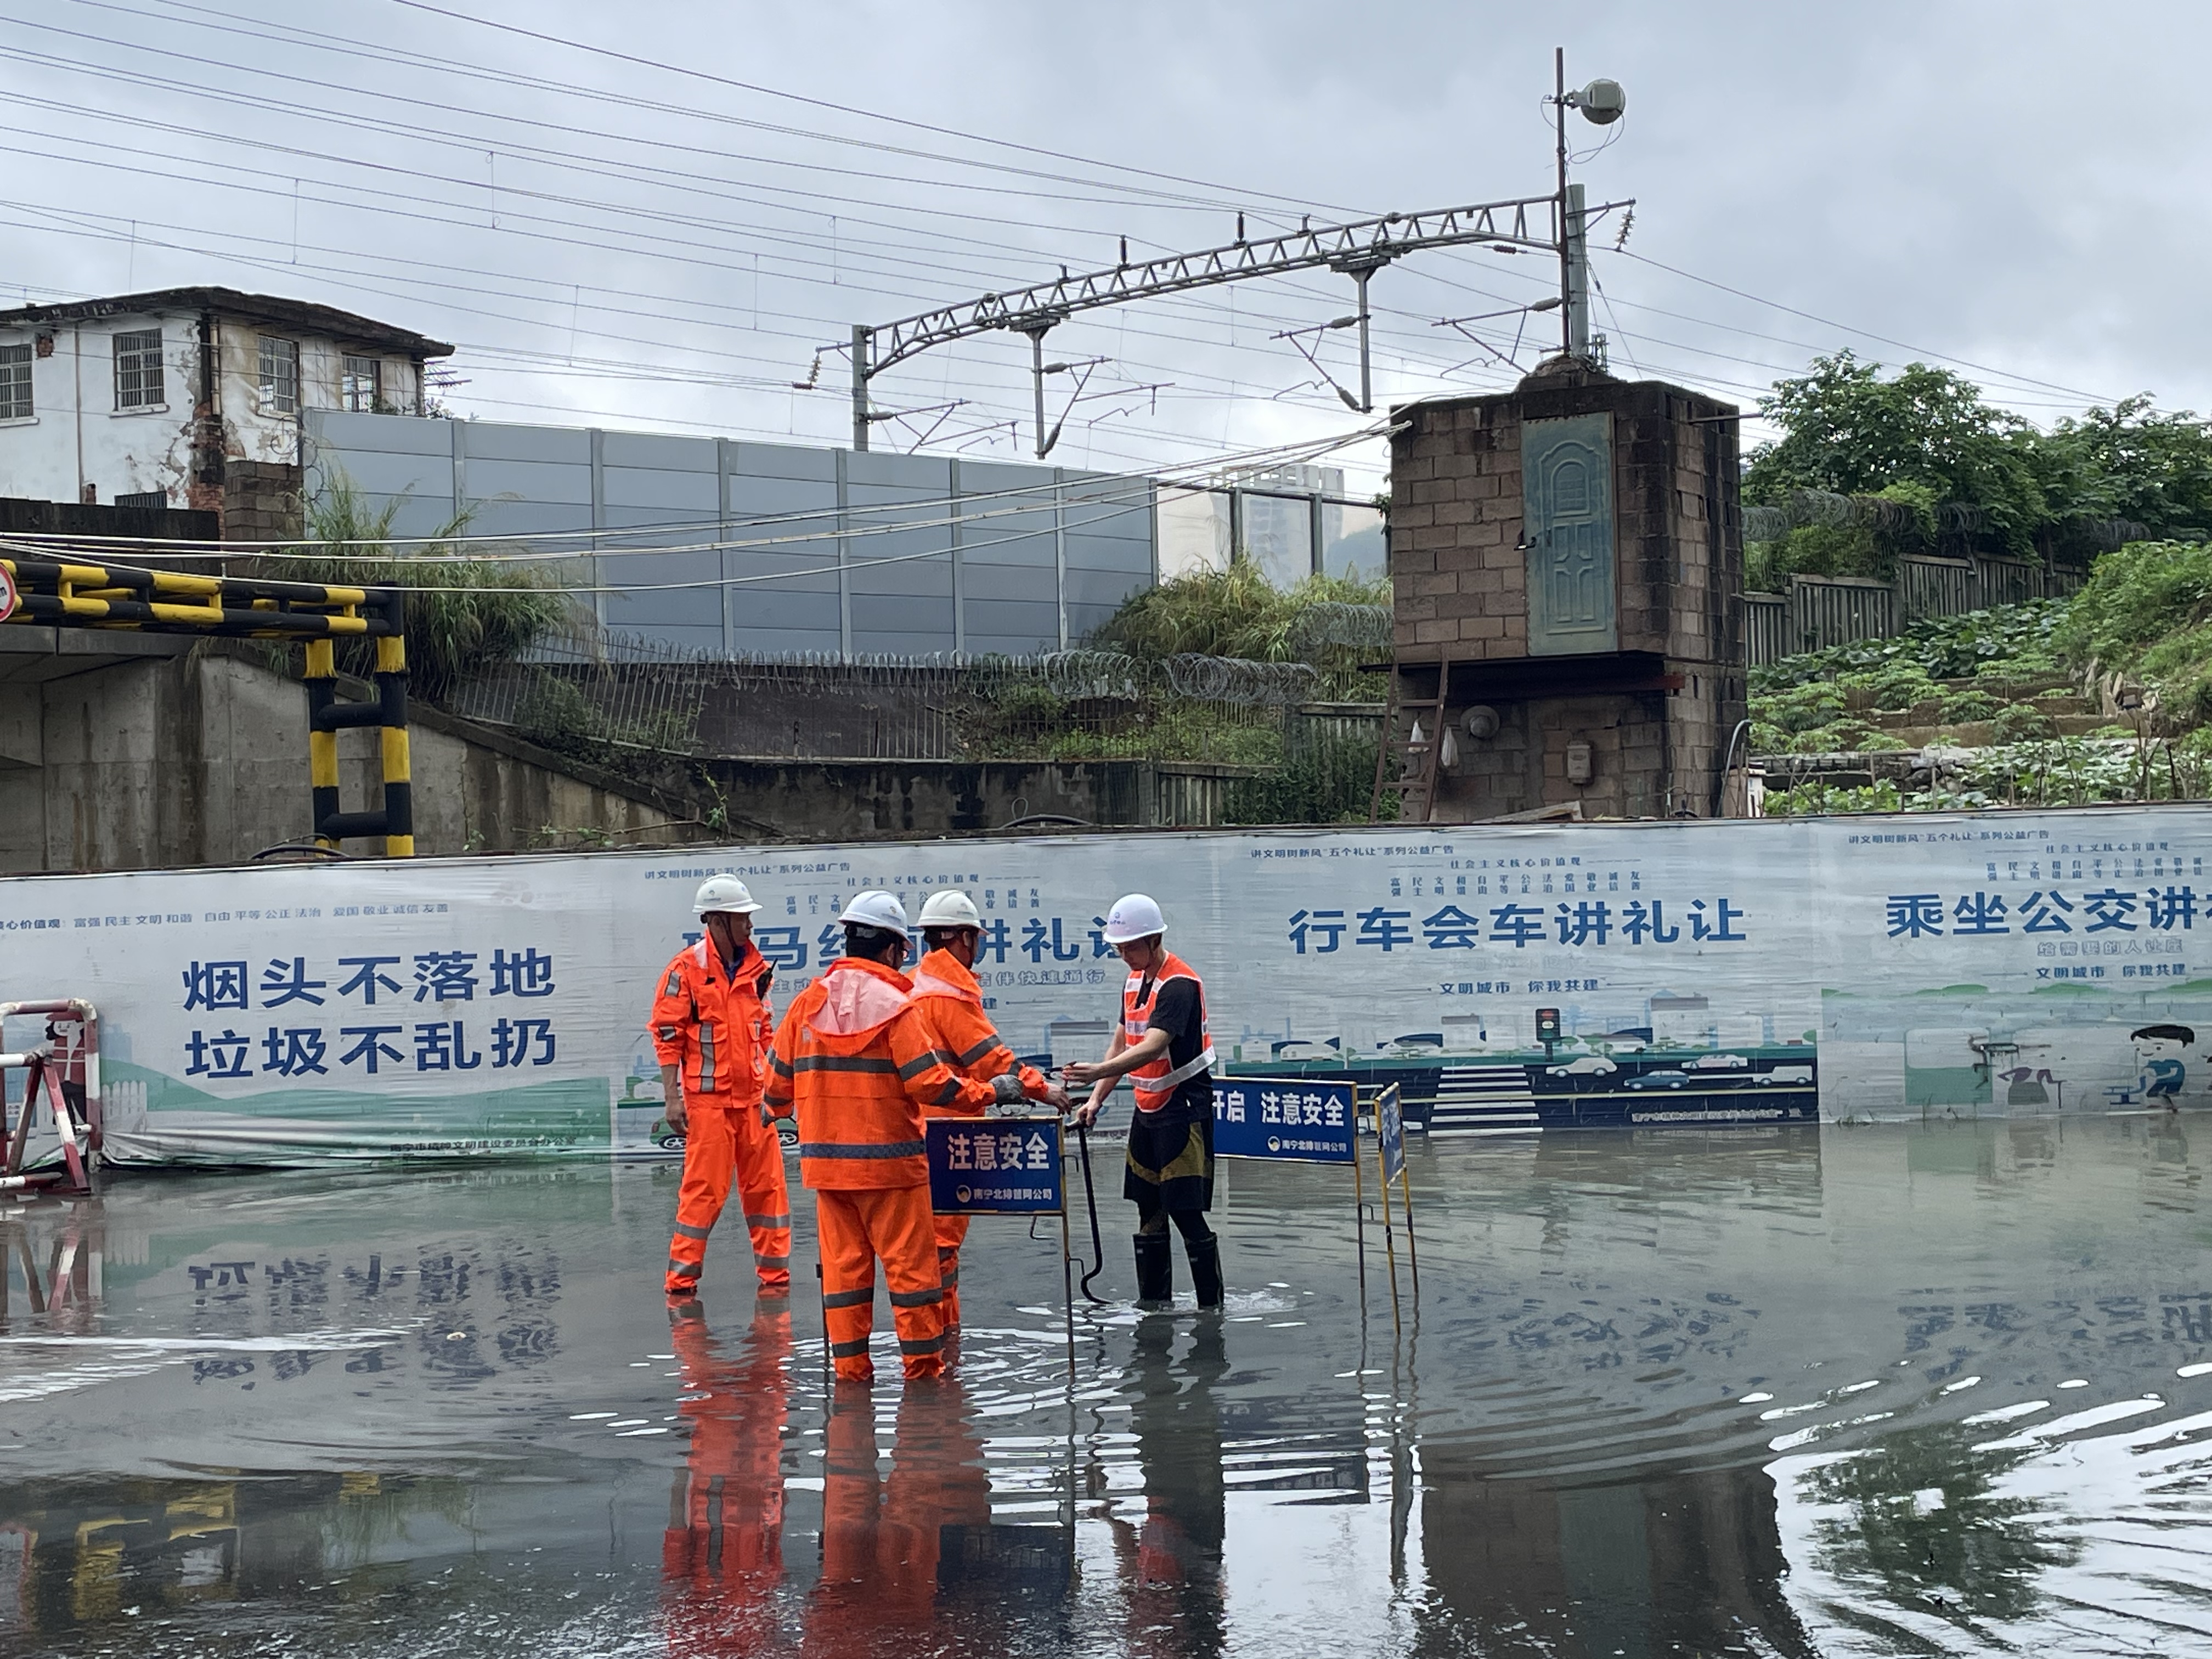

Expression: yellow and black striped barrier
xmin=0 ymin=555 xmax=415 ymax=857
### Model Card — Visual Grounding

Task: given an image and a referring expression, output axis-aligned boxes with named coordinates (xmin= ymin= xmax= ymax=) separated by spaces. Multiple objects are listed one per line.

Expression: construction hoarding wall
xmin=3 ymin=806 xmax=2208 ymax=1166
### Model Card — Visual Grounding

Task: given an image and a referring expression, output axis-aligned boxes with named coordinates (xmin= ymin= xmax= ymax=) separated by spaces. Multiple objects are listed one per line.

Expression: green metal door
xmin=1521 ymin=413 xmax=1616 ymax=655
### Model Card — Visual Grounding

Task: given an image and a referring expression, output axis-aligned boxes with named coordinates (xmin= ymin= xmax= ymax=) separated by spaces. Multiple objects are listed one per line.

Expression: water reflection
xmin=1 ymin=1121 xmax=2210 ymax=1654
xmin=1112 ymin=1317 xmax=1228 ymax=1659
xmin=663 ymin=1302 xmax=789 ymax=1658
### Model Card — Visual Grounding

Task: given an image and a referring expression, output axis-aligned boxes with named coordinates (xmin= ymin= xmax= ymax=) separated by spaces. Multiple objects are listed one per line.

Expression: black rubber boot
xmin=1133 ymin=1232 xmax=1173 ymax=1306
xmin=1185 ymin=1233 xmax=1224 ymax=1310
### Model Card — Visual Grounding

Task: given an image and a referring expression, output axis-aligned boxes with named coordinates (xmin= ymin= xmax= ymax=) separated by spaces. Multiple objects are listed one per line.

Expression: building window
xmin=258 ymin=335 xmax=300 ymax=415
xmin=113 ymin=328 xmax=163 ymax=410
xmin=340 ymin=353 xmax=381 ymax=412
xmin=115 ymin=490 xmax=167 ymax=510
xmin=0 ymin=342 xmax=30 ymax=419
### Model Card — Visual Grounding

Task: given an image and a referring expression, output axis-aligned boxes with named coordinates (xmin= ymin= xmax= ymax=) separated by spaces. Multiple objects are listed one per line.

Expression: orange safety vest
xmin=764 ymin=956 xmax=995 ymax=1189
xmin=648 ymin=936 xmax=775 ymax=1103
xmin=1122 ymin=951 xmax=1214 ymax=1115
xmin=909 ymin=949 xmax=1050 ymax=1113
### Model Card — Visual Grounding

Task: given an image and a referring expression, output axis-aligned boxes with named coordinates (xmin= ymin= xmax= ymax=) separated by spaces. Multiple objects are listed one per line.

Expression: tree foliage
xmin=1745 ymin=353 xmax=2212 ymax=582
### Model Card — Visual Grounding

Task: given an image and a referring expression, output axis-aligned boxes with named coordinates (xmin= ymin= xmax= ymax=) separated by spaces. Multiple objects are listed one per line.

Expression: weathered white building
xmin=0 ymin=287 xmax=450 ymax=534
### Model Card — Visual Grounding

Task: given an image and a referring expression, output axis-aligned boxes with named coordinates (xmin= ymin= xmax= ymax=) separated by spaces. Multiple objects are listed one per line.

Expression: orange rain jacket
xmin=764 ymin=956 xmax=996 ymax=1189
xmin=650 ymin=936 xmax=776 ymax=1105
xmin=909 ymin=947 xmax=1053 ymax=1111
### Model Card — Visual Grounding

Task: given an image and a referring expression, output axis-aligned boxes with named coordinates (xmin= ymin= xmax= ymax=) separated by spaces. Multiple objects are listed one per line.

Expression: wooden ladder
xmin=1368 ymin=662 xmax=1448 ymax=823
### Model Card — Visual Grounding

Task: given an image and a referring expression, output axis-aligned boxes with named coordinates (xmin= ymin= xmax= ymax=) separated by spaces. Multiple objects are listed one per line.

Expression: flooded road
xmin=3 ymin=1117 xmax=2210 ymax=1657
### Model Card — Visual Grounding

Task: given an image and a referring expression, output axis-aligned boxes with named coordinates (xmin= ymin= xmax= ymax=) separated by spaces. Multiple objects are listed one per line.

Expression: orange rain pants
xmin=667 ymin=1101 xmax=791 ymax=1295
xmin=818 ymin=1184 xmax=945 ymax=1384
xmin=662 ymin=1302 xmax=789 ymax=1657
xmin=933 ymin=1212 xmax=971 ymax=1334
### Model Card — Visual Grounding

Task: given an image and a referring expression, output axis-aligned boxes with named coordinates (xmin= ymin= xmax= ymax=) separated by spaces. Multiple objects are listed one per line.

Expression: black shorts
xmin=1124 ymin=1110 xmax=1214 ymax=1214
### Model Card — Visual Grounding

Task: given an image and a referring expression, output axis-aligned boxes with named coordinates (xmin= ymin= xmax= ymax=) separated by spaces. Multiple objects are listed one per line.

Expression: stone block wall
xmin=1384 ymin=364 xmax=1747 ymax=821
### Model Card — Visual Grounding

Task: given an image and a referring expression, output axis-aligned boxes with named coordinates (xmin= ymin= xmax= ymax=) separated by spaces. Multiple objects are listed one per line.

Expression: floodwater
xmin=4 ymin=1119 xmax=2212 ymax=1657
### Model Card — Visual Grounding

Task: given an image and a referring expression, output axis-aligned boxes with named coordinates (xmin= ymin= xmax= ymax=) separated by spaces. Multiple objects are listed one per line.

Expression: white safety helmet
xmin=837 ymin=890 xmax=911 ymax=938
xmin=1102 ymin=892 xmax=1167 ymax=944
xmin=916 ymin=889 xmax=982 ymax=931
xmin=693 ymin=874 xmax=761 ymax=916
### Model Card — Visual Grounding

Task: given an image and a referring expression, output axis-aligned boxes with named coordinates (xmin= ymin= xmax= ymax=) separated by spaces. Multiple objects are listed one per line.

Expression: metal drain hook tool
xmin=1074 ymin=1122 xmax=1108 ymax=1304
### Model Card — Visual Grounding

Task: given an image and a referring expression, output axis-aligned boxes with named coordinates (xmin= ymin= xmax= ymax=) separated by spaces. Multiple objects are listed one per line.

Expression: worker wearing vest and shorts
xmin=1066 ymin=894 xmax=1224 ymax=1310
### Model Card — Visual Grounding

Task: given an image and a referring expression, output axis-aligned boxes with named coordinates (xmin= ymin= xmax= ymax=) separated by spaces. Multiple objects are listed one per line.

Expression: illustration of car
xmin=1757 ymin=1065 xmax=1815 ymax=1086
xmin=1623 ymin=1069 xmax=1691 ymax=1090
xmin=1545 ymin=1055 xmax=1618 ymax=1077
xmin=1688 ymin=1053 xmax=1749 ymax=1070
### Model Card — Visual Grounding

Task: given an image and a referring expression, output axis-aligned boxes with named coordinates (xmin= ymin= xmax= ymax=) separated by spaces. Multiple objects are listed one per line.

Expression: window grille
xmin=114 ymin=328 xmax=163 ymax=409
xmin=0 ymin=342 xmax=29 ymax=419
xmin=340 ymin=353 xmax=381 ymax=412
xmin=258 ymin=335 xmax=300 ymax=415
xmin=115 ymin=490 xmax=168 ymax=510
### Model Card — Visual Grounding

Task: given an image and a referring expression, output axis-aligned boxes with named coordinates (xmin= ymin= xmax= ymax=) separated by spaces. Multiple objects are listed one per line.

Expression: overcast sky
xmin=5 ymin=1 xmax=2206 ymax=494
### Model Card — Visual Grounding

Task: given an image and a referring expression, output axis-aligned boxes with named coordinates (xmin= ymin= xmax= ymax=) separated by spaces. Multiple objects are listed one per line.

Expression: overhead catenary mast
xmin=841 ymin=53 xmax=1629 ymax=454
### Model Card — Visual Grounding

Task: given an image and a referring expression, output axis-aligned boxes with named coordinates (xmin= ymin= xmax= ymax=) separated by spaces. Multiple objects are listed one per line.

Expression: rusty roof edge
xmin=0 ymin=286 xmax=454 ymax=358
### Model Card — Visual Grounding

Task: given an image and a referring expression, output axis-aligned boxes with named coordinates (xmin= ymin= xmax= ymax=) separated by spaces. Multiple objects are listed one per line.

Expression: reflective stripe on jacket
xmin=764 ymin=956 xmax=996 ymax=1189
xmin=1123 ymin=951 xmax=1214 ymax=1114
xmin=649 ymin=936 xmax=775 ymax=1103
xmin=909 ymin=949 xmax=1051 ymax=1116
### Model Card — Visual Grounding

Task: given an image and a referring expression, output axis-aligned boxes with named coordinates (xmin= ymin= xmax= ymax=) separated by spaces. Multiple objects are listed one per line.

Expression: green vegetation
xmin=1752 ymin=551 xmax=2212 ymax=814
xmin=1745 ymin=354 xmax=2212 ymax=588
xmin=2053 ymin=538 xmax=2212 ymax=727
xmin=268 ymin=477 xmax=576 ymax=702
xmin=1086 ymin=562 xmax=1392 ymax=699
xmin=1748 ymin=601 xmax=2067 ymax=754
xmin=947 ymin=559 xmax=1397 ymax=822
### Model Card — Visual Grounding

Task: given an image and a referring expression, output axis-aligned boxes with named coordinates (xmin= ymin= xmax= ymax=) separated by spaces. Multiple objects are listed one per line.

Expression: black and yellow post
xmin=0 ymin=552 xmax=414 ymax=857
xmin=303 ymin=590 xmax=412 ymax=857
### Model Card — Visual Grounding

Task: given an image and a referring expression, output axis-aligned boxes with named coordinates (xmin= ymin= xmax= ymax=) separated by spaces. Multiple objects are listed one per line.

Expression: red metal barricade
xmin=0 ymin=999 xmax=99 ymax=1197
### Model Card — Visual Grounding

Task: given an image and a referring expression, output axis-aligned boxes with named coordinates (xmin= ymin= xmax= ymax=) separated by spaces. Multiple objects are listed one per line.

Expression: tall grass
xmin=262 ymin=476 xmax=578 ymax=702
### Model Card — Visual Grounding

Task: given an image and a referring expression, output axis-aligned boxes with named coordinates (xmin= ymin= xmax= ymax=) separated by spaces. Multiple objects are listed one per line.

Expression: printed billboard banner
xmin=0 ymin=805 xmax=2204 ymax=1165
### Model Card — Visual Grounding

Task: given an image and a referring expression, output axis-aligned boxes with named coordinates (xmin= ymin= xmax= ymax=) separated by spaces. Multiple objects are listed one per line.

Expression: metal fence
xmin=1743 ymin=555 xmax=2092 ymax=664
xmin=453 ymin=624 xmax=1321 ymax=761
xmin=446 ymin=627 xmax=1384 ymax=823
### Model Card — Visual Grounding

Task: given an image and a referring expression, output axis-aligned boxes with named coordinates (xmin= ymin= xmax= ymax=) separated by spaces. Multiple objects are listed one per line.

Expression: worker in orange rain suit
xmin=763 ymin=891 xmax=1019 ymax=1384
xmin=653 ymin=874 xmax=791 ymax=1299
xmin=909 ymin=888 xmax=1069 ymax=1335
xmin=802 ymin=1372 xmax=993 ymax=1656
xmin=661 ymin=1298 xmax=790 ymax=1658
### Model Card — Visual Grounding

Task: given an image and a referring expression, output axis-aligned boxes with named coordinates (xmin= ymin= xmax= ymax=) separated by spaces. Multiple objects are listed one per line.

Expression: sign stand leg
xmin=1399 ymin=1164 xmax=1420 ymax=1301
xmin=1060 ymin=1204 xmax=1076 ymax=1382
xmin=1378 ymin=1129 xmax=1401 ymax=1335
xmin=1351 ymin=1090 xmax=1369 ymax=1317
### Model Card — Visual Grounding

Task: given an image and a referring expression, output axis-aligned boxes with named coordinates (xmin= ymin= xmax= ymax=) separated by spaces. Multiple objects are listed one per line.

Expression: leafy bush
xmin=1938 ymin=689 xmax=2002 ymax=723
xmin=1751 ymin=600 xmax=2065 ymax=695
xmin=1762 ymin=780 xmax=1906 ymax=816
xmin=1990 ymin=703 xmax=2056 ymax=743
xmin=1087 ymin=562 xmax=1390 ymax=699
xmin=2053 ymin=539 xmax=2212 ymax=725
